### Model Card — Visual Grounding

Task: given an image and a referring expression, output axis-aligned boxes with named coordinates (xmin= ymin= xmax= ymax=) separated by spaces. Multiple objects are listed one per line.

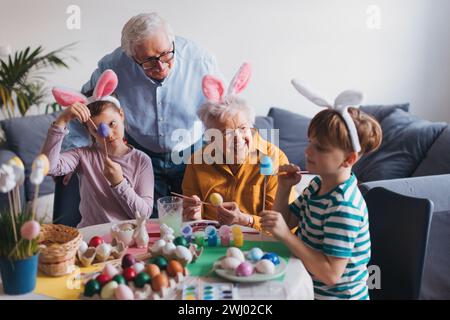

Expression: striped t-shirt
xmin=289 ymin=174 xmax=371 ymax=300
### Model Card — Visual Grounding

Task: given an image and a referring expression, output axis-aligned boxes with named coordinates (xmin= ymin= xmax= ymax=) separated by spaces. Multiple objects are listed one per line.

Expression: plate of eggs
xmin=213 ymin=247 xmax=287 ymax=283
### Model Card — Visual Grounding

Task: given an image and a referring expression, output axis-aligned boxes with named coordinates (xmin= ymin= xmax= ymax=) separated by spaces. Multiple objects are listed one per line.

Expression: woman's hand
xmin=277 ymin=164 xmax=303 ymax=189
xmin=55 ymin=102 xmax=91 ymax=127
xmin=182 ymin=195 xmax=202 ymax=221
xmin=260 ymin=210 xmax=291 ymax=241
xmin=216 ymin=202 xmax=250 ymax=226
xmin=103 ymin=157 xmax=124 ymax=187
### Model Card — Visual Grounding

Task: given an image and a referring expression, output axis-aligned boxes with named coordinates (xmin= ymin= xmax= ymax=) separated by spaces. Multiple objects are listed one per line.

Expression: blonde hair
xmin=308 ymin=108 xmax=382 ymax=155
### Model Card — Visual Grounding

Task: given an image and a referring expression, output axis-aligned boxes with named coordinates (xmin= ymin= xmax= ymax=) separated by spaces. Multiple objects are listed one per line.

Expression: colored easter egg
xmin=167 ymin=260 xmax=184 ymax=277
xmin=134 ymin=272 xmax=151 ymax=288
xmin=112 ymin=274 xmax=126 ymax=285
xmin=98 ymin=122 xmax=110 ymax=138
xmin=247 ymin=247 xmax=264 ymax=262
xmin=103 ymin=264 xmax=119 ymax=278
xmin=261 ymin=252 xmax=280 ymax=266
xmin=255 ymin=259 xmax=276 ymax=275
xmin=100 ymin=281 xmax=118 ymax=299
xmin=122 ymin=267 xmax=137 ymax=281
xmin=115 ymin=284 xmax=134 ymax=300
xmin=226 ymin=247 xmax=245 ymax=262
xmin=88 ymin=236 xmax=104 ymax=248
xmin=209 ymin=193 xmax=223 ymax=206
xmin=121 ymin=253 xmax=136 ymax=269
xmin=84 ymin=279 xmax=101 ymax=297
xmin=235 ymin=262 xmax=254 ymax=277
xmin=174 ymin=236 xmax=189 ymax=247
xmin=152 ymin=256 xmax=168 ymax=270
xmin=145 ymin=264 xmax=161 ymax=278
xmin=151 ymin=273 xmax=169 ymax=292
xmin=96 ymin=274 xmax=111 ymax=287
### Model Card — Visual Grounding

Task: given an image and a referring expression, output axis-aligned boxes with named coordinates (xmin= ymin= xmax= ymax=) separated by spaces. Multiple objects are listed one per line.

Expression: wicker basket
xmin=38 ymin=224 xmax=82 ymax=277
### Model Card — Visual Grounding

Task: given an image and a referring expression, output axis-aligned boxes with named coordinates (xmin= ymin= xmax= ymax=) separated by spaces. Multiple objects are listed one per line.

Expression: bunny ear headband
xmin=291 ymin=79 xmax=363 ymax=153
xmin=202 ymin=62 xmax=252 ymax=103
xmin=52 ymin=69 xmax=121 ymax=109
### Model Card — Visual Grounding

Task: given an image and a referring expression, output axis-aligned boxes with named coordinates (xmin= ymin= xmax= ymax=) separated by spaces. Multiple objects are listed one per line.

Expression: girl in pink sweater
xmin=43 ymin=70 xmax=154 ymax=227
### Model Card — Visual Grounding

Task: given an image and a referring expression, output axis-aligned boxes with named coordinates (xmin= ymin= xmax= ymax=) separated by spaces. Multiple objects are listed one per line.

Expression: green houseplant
xmin=0 ymin=155 xmax=48 ymax=295
xmin=0 ymin=44 xmax=75 ymax=119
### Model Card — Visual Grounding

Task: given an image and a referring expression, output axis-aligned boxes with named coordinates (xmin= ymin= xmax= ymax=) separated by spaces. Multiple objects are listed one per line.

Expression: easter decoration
xmin=52 ymin=69 xmax=122 ymax=159
xmin=81 ymin=252 xmax=189 ymax=300
xmin=76 ymin=236 xmax=127 ymax=267
xmin=0 ymin=154 xmax=50 ymax=293
xmin=133 ymin=211 xmax=150 ymax=249
xmin=212 ymin=247 xmax=286 ymax=283
xmin=209 ymin=192 xmax=223 ymax=207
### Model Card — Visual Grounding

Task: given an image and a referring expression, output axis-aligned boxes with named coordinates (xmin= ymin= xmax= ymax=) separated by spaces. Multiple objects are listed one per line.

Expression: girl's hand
xmin=260 ymin=210 xmax=291 ymax=241
xmin=217 ymin=202 xmax=249 ymax=226
xmin=182 ymin=195 xmax=202 ymax=221
xmin=278 ymin=164 xmax=303 ymax=188
xmin=55 ymin=102 xmax=91 ymax=127
xmin=103 ymin=157 xmax=124 ymax=187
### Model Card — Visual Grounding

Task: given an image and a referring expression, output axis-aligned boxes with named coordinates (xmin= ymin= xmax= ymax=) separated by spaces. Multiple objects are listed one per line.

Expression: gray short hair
xmin=121 ymin=12 xmax=175 ymax=57
xmin=198 ymin=96 xmax=255 ymax=129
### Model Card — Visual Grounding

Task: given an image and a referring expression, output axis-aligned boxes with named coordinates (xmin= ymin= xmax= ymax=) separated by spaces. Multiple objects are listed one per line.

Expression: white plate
xmin=214 ymin=259 xmax=287 ymax=283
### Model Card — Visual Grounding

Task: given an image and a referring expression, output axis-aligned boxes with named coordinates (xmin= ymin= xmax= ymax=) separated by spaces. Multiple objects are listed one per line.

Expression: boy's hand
xmin=278 ymin=164 xmax=303 ymax=188
xmin=103 ymin=157 xmax=124 ymax=187
xmin=217 ymin=202 xmax=247 ymax=226
xmin=182 ymin=195 xmax=202 ymax=221
xmin=260 ymin=210 xmax=292 ymax=241
xmin=55 ymin=102 xmax=91 ymax=127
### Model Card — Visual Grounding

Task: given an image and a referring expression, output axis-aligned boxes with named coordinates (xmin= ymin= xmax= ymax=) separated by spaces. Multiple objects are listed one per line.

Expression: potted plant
xmin=0 ymin=154 xmax=49 ymax=294
xmin=0 ymin=44 xmax=75 ymax=119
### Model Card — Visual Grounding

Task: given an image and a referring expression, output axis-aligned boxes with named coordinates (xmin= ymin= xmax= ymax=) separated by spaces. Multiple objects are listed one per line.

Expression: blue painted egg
xmin=261 ymin=252 xmax=280 ymax=265
xmin=247 ymin=247 xmax=264 ymax=262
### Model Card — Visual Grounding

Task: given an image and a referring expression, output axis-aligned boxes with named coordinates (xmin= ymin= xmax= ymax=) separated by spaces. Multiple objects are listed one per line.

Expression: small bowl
xmin=111 ymin=222 xmax=136 ymax=247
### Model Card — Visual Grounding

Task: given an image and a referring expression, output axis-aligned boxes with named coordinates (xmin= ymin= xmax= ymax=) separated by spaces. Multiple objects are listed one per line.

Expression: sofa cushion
xmin=0 ymin=113 xmax=59 ymax=200
xmin=267 ymin=107 xmax=310 ymax=169
xmin=353 ymin=109 xmax=447 ymax=182
xmin=254 ymin=115 xmax=274 ymax=141
xmin=412 ymin=125 xmax=450 ymax=177
xmin=360 ymin=103 xmax=410 ymax=122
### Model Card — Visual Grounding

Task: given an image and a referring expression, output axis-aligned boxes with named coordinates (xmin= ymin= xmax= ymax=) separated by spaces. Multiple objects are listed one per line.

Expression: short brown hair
xmin=307 ymin=108 xmax=382 ymax=155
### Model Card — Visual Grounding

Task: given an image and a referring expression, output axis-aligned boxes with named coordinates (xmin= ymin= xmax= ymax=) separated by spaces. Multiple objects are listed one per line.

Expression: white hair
xmin=121 ymin=12 xmax=175 ymax=57
xmin=198 ymin=96 xmax=255 ymax=129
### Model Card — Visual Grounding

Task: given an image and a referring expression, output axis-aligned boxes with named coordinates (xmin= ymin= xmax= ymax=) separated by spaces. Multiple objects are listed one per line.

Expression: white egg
xmin=96 ymin=243 xmax=112 ymax=261
xmin=103 ymin=263 xmax=119 ymax=278
xmin=220 ymin=257 xmax=241 ymax=270
xmin=100 ymin=281 xmax=118 ymax=299
xmin=78 ymin=241 xmax=88 ymax=254
xmin=226 ymin=247 xmax=245 ymax=262
xmin=255 ymin=259 xmax=275 ymax=275
xmin=162 ymin=242 xmax=176 ymax=256
xmin=174 ymin=245 xmax=192 ymax=264
xmin=151 ymin=239 xmax=166 ymax=254
xmin=133 ymin=262 xmax=145 ymax=274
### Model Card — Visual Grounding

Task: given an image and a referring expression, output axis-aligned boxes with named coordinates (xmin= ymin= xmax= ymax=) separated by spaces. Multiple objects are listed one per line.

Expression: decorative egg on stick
xmin=209 ymin=193 xmax=223 ymax=207
xmin=259 ymin=155 xmax=273 ymax=211
xmin=97 ymin=122 xmax=110 ymax=158
xmin=30 ymin=154 xmax=50 ymax=220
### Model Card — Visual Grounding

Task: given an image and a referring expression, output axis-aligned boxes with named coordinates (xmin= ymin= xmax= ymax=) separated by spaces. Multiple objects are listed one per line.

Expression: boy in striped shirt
xmin=261 ymin=107 xmax=382 ymax=300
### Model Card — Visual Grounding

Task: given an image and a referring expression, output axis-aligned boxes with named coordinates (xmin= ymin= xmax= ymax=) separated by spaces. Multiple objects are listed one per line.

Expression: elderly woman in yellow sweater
xmin=182 ymin=63 xmax=294 ymax=231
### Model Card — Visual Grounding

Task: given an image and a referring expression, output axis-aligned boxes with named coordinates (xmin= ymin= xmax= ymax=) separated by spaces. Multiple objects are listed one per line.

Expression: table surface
xmin=0 ymin=220 xmax=314 ymax=300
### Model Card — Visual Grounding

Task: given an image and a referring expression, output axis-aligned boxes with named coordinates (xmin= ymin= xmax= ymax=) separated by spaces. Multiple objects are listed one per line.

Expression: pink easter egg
xmin=20 ymin=221 xmax=41 ymax=240
xmin=235 ymin=261 xmax=254 ymax=277
xmin=115 ymin=284 xmax=134 ymax=300
xmin=103 ymin=263 xmax=119 ymax=278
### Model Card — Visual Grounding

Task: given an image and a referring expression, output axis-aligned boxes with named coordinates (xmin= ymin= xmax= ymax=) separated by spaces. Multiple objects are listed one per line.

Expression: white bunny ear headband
xmin=52 ymin=69 xmax=121 ymax=109
xmin=202 ymin=62 xmax=252 ymax=103
xmin=291 ymin=79 xmax=363 ymax=153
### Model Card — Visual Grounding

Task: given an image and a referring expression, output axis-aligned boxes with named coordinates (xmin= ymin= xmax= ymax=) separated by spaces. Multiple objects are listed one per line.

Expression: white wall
xmin=1 ymin=0 xmax=449 ymax=121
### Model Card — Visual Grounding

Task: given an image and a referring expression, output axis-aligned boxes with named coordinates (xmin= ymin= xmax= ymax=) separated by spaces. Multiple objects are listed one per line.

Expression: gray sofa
xmin=1 ymin=104 xmax=449 ymax=299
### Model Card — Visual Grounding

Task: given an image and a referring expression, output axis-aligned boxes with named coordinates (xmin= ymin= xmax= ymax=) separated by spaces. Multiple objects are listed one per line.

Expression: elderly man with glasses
xmin=63 ymin=12 xmax=223 ymax=217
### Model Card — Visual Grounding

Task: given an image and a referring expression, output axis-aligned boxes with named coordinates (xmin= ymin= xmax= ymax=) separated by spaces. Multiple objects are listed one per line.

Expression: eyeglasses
xmin=135 ymin=41 xmax=175 ymax=70
xmin=221 ymin=127 xmax=257 ymax=139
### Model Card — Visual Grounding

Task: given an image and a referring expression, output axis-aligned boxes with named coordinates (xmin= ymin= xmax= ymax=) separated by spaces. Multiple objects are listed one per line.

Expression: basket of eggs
xmin=38 ymin=224 xmax=82 ymax=276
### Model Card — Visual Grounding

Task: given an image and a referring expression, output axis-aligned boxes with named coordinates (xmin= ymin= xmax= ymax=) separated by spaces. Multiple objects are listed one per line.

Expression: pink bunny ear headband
xmin=291 ymin=79 xmax=363 ymax=153
xmin=52 ymin=69 xmax=121 ymax=110
xmin=202 ymin=62 xmax=252 ymax=103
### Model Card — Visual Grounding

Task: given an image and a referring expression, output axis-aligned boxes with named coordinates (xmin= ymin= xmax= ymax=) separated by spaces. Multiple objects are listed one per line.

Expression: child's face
xmin=87 ymin=107 xmax=125 ymax=148
xmin=304 ymin=136 xmax=351 ymax=176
